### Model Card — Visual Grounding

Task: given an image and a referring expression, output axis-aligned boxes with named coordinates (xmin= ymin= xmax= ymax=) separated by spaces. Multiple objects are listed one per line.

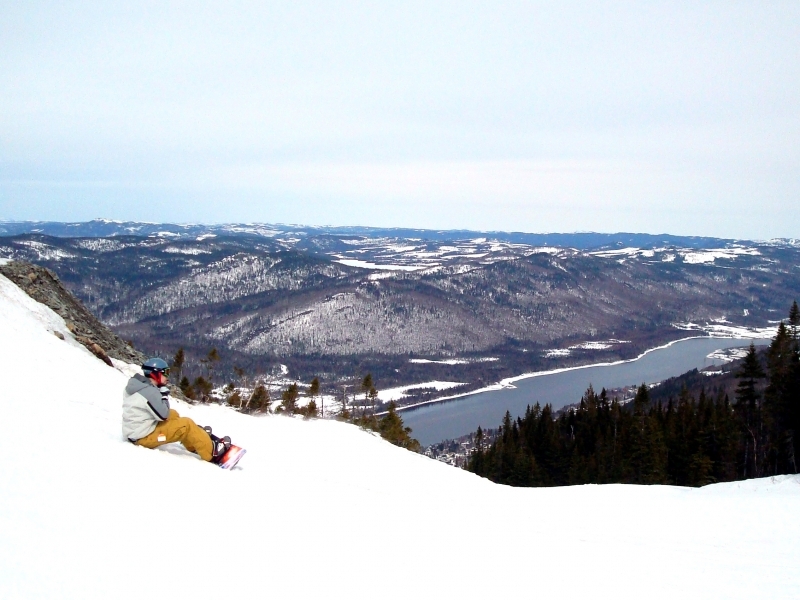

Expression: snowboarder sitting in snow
xmin=123 ymin=357 xmax=230 ymax=463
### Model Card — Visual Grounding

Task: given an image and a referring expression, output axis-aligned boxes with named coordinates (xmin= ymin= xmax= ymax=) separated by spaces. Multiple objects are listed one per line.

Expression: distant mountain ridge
xmin=2 ymin=228 xmax=799 ymax=404
xmin=0 ymin=218 xmax=759 ymax=250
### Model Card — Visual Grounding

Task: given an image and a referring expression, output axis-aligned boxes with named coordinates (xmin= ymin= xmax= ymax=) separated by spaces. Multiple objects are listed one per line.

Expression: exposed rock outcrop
xmin=0 ymin=260 xmax=145 ymax=365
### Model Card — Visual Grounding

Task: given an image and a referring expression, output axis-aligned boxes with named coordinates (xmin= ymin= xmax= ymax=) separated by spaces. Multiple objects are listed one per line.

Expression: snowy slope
xmin=0 ymin=273 xmax=798 ymax=600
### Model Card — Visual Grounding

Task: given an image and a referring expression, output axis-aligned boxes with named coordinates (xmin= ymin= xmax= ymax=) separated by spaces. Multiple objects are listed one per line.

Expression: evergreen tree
xmin=204 ymin=347 xmax=220 ymax=382
xmin=171 ymin=347 xmax=185 ymax=382
xmin=361 ymin=374 xmax=374 ymax=416
xmin=788 ymin=305 xmax=800 ymax=472
xmin=226 ymin=389 xmax=243 ymax=409
xmin=192 ymin=376 xmax=213 ymax=402
xmin=307 ymin=377 xmax=321 ymax=417
xmin=338 ymin=385 xmax=351 ymax=420
xmin=736 ymin=343 xmax=765 ymax=408
xmin=633 ymin=383 xmax=650 ymax=416
xmin=765 ymin=322 xmax=799 ymax=474
xmin=712 ymin=392 xmax=739 ymax=481
xmin=280 ymin=383 xmax=300 ymax=414
xmin=248 ymin=384 xmax=270 ymax=412
xmin=377 ymin=401 xmax=421 ymax=451
xmin=368 ymin=385 xmax=378 ymax=414
xmin=469 ymin=304 xmax=800 ymax=487
xmin=179 ymin=375 xmax=194 ymax=400
xmin=362 ymin=374 xmax=374 ymax=397
xmin=471 ymin=426 xmax=485 ymax=474
xmin=303 ymin=399 xmax=318 ymax=419
xmin=627 ymin=384 xmax=663 ymax=484
xmin=735 ymin=342 xmax=765 ymax=478
xmin=789 ymin=300 xmax=799 ymax=341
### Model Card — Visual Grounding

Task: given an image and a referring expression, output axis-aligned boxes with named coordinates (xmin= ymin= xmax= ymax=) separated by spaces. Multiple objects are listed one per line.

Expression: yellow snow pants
xmin=136 ymin=409 xmax=213 ymax=461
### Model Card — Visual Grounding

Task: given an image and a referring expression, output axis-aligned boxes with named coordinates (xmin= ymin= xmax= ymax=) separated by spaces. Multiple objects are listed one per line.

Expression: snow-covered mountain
xmin=2 ymin=230 xmax=799 ymax=402
xmin=1 ymin=268 xmax=799 ymax=599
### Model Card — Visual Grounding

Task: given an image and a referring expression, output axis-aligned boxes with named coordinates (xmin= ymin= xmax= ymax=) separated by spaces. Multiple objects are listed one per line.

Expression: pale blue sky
xmin=1 ymin=1 xmax=799 ymax=238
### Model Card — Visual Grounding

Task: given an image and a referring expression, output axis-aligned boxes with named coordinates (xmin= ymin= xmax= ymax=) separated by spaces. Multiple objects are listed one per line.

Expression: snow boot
xmin=210 ymin=433 xmax=232 ymax=464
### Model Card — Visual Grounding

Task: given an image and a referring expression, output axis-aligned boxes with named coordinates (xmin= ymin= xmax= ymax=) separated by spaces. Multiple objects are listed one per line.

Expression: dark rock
xmin=0 ymin=261 xmax=145 ymax=365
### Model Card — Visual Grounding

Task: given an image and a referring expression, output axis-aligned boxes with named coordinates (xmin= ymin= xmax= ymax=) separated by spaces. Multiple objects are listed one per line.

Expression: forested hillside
xmin=2 ymin=229 xmax=799 ymax=398
xmin=468 ymin=303 xmax=800 ymax=486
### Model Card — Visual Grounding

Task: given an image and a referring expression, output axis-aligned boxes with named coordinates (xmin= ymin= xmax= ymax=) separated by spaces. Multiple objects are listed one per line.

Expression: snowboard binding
xmin=203 ymin=426 xmax=244 ymax=469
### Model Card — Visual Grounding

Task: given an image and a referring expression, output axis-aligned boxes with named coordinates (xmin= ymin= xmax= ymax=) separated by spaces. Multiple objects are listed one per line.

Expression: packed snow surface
xmin=1 ymin=274 xmax=799 ymax=599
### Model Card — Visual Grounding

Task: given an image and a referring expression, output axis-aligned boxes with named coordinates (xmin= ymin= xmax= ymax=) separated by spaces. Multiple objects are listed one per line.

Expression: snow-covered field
xmin=544 ymin=338 xmax=631 ymax=357
xmin=673 ymin=320 xmax=779 ymax=338
xmin=707 ymin=347 xmax=753 ymax=362
xmin=408 ymin=356 xmax=498 ymax=365
xmin=376 ymin=380 xmax=466 ymax=402
xmin=334 ymin=257 xmax=427 ymax=271
xmin=1 ymin=273 xmax=799 ymax=599
xmin=589 ymin=245 xmax=761 ymax=265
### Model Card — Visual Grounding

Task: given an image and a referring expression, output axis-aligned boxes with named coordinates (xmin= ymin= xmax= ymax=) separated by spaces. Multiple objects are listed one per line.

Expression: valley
xmin=1 ymin=220 xmax=799 ymax=409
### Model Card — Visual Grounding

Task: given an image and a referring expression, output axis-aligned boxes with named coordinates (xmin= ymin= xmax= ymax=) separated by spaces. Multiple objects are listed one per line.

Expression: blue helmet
xmin=142 ymin=357 xmax=169 ymax=377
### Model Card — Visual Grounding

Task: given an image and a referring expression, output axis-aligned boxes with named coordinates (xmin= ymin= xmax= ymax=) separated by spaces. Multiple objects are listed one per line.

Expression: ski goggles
xmin=145 ymin=367 xmax=170 ymax=376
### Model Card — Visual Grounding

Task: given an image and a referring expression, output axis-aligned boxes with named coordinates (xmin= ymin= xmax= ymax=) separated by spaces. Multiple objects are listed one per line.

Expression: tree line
xmin=170 ymin=347 xmax=420 ymax=452
xmin=467 ymin=302 xmax=800 ymax=487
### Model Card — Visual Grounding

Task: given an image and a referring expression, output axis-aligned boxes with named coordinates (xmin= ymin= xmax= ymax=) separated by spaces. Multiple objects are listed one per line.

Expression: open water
xmin=402 ymin=337 xmax=771 ymax=446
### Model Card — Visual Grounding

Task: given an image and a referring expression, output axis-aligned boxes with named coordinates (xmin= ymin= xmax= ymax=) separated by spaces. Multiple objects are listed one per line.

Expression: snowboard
xmin=217 ymin=444 xmax=246 ymax=470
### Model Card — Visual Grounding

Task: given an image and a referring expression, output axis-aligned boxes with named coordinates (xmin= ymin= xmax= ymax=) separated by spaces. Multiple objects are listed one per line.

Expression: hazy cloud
xmin=1 ymin=1 xmax=799 ymax=237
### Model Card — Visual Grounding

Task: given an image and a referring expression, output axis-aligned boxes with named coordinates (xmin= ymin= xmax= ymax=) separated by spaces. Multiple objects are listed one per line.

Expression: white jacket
xmin=122 ymin=374 xmax=170 ymax=441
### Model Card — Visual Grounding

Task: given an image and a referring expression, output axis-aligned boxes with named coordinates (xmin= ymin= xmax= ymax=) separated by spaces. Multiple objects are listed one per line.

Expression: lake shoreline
xmin=396 ymin=330 xmax=777 ymax=414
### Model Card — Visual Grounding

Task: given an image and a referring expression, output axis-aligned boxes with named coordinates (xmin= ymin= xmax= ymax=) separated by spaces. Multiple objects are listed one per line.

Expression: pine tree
xmin=179 ymin=375 xmax=194 ymax=400
xmin=171 ymin=347 xmax=185 ymax=382
xmin=361 ymin=374 xmax=374 ymax=416
xmin=307 ymin=377 xmax=321 ymax=417
xmin=192 ymin=376 xmax=213 ymax=402
xmin=280 ymin=383 xmax=300 ymax=414
xmin=338 ymin=385 xmax=351 ymax=420
xmin=789 ymin=300 xmax=799 ymax=341
xmin=203 ymin=347 xmax=220 ymax=383
xmin=735 ymin=342 xmax=765 ymax=478
xmin=368 ymin=385 xmax=378 ymax=415
xmin=633 ymin=383 xmax=650 ymax=416
xmin=377 ymin=401 xmax=420 ymax=452
xmin=789 ymin=305 xmax=800 ymax=473
xmin=765 ymin=322 xmax=797 ymax=474
xmin=625 ymin=384 xmax=657 ymax=484
xmin=470 ymin=426 xmax=485 ymax=474
xmin=226 ymin=389 xmax=243 ymax=409
xmin=362 ymin=373 xmax=373 ymax=391
xmin=304 ymin=399 xmax=318 ymax=419
xmin=248 ymin=384 xmax=270 ymax=412
xmin=737 ymin=343 xmax=765 ymax=408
